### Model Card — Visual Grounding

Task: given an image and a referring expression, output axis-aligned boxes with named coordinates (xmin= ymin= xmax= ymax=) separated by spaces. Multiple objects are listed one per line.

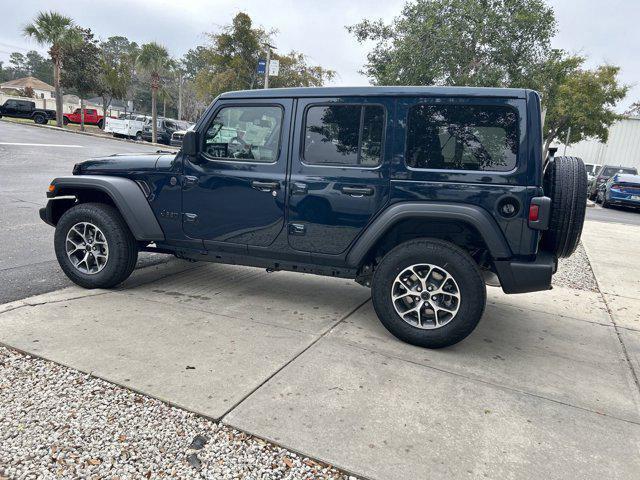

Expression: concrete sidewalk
xmin=1 ymin=221 xmax=639 ymax=479
xmin=581 ymin=220 xmax=640 ymax=395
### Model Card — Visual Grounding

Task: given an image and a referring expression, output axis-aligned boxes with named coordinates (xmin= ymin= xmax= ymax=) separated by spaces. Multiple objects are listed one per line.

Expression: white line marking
xmin=0 ymin=142 xmax=83 ymax=148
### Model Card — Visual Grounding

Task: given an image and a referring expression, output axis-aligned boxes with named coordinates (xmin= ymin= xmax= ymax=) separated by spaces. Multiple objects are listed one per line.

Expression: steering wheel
xmin=229 ymin=137 xmax=252 ymax=157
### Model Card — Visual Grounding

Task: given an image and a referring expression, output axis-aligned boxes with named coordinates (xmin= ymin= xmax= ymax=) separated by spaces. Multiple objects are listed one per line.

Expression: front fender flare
xmin=346 ymin=202 xmax=512 ymax=267
xmin=46 ymin=175 xmax=165 ymax=242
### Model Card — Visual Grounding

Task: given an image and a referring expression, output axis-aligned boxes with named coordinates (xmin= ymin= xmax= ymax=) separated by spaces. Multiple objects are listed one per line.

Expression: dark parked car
xmin=40 ymin=86 xmax=587 ymax=348
xmin=0 ymin=99 xmax=56 ymax=124
xmin=597 ymin=173 xmax=640 ymax=209
xmin=588 ymin=165 xmax=638 ymax=200
xmin=142 ymin=118 xmax=190 ymax=145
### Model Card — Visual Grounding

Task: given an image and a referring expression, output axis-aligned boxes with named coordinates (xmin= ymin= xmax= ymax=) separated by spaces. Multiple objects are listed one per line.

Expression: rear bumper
xmin=608 ymin=193 xmax=640 ymax=207
xmin=493 ymin=251 xmax=557 ymax=294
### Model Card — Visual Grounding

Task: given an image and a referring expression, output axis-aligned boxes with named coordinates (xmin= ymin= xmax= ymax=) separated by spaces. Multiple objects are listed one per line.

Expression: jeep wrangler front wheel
xmin=371 ymin=239 xmax=486 ymax=348
xmin=54 ymin=203 xmax=138 ymax=289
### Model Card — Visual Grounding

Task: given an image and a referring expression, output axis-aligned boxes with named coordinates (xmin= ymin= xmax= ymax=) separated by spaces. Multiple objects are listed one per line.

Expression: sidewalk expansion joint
xmin=218 ymin=297 xmax=372 ymax=421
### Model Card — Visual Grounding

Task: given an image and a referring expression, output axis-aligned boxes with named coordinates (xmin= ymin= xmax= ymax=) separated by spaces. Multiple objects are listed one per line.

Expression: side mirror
xmin=182 ymin=130 xmax=199 ymax=157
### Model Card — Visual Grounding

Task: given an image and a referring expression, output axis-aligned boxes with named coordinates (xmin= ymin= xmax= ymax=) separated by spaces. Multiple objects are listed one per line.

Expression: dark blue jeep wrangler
xmin=40 ymin=87 xmax=587 ymax=348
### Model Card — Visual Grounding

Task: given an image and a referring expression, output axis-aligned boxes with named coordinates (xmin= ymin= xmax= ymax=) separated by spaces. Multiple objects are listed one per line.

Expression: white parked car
xmin=104 ymin=113 xmax=151 ymax=140
xmin=585 ymin=163 xmax=602 ymax=183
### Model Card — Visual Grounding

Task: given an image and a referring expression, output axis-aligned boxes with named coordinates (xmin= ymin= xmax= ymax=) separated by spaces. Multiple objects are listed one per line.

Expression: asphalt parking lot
xmin=587 ymin=202 xmax=640 ymax=226
xmin=1 ymin=121 xmax=639 ymax=478
xmin=0 ymin=120 xmax=175 ymax=303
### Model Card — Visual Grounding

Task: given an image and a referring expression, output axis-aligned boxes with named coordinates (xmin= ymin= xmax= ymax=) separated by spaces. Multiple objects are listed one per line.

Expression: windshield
xmin=602 ymin=166 xmax=638 ymax=177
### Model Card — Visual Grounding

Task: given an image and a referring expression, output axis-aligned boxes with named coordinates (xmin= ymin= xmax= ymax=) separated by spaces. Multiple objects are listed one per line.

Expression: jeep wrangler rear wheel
xmin=371 ymin=239 xmax=486 ymax=348
xmin=54 ymin=203 xmax=138 ymax=289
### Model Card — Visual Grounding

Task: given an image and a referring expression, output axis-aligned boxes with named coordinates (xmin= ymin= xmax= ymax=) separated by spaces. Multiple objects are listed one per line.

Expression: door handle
xmin=251 ymin=180 xmax=280 ymax=192
xmin=341 ymin=186 xmax=374 ymax=197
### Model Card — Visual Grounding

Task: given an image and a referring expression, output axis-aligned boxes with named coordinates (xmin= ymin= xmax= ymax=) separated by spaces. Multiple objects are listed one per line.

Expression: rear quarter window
xmin=405 ymin=104 xmax=519 ymax=172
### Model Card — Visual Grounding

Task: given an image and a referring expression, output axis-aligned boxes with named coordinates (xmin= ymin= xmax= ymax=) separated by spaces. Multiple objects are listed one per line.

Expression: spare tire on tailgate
xmin=541 ymin=156 xmax=587 ymax=258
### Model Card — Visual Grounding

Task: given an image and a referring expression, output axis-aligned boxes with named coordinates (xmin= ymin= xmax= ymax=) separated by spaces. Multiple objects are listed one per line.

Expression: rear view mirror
xmin=182 ymin=130 xmax=199 ymax=156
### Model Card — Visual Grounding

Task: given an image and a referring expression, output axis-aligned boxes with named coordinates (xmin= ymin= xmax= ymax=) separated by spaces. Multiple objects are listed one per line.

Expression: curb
xmin=0 ymin=118 xmax=178 ymax=150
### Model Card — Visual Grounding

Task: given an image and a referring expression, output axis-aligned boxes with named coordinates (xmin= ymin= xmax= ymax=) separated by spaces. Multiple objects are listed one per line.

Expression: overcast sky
xmin=1 ymin=0 xmax=639 ymax=110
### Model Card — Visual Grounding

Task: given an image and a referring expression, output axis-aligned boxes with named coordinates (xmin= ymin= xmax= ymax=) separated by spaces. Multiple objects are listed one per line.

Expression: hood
xmin=74 ymin=152 xmax=177 ymax=175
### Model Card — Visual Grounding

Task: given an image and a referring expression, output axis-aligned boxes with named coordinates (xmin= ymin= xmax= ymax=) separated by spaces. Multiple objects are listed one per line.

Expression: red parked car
xmin=63 ymin=108 xmax=111 ymax=128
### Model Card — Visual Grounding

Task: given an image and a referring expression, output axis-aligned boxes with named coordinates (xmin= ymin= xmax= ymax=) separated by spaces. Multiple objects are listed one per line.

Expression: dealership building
xmin=558 ymin=116 xmax=640 ymax=169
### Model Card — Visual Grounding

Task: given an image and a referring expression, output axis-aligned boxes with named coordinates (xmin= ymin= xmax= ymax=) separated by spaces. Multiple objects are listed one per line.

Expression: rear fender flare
xmin=47 ymin=175 xmax=165 ymax=242
xmin=346 ymin=202 xmax=512 ymax=267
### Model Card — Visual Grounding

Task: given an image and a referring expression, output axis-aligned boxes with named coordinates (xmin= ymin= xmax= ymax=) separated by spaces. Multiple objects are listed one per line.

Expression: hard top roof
xmin=219 ymin=86 xmax=529 ymax=100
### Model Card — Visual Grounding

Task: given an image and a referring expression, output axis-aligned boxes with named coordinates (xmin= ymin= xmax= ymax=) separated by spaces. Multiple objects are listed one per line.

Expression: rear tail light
xmin=529 ymin=204 xmax=539 ymax=222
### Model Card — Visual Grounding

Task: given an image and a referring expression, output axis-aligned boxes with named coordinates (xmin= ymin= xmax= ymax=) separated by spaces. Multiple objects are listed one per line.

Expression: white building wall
xmin=553 ymin=116 xmax=640 ymax=169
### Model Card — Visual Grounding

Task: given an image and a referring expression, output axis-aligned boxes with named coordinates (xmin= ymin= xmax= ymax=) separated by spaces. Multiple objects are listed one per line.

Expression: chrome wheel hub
xmin=391 ymin=263 xmax=461 ymax=329
xmin=65 ymin=222 xmax=109 ymax=274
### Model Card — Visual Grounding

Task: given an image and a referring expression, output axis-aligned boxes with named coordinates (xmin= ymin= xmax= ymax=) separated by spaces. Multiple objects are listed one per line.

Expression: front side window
xmin=203 ymin=105 xmax=282 ymax=163
xmin=406 ymin=104 xmax=519 ymax=171
xmin=303 ymin=104 xmax=384 ymax=167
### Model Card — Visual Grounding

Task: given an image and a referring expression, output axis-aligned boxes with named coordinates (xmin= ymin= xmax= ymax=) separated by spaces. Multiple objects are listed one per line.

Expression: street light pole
xmin=177 ymin=72 xmax=183 ymax=121
xmin=263 ymin=43 xmax=276 ymax=89
xmin=264 ymin=46 xmax=271 ymax=89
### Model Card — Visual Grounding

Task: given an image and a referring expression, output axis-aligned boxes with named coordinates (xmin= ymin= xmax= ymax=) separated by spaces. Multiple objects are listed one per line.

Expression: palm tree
xmin=24 ymin=11 xmax=78 ymax=128
xmin=138 ymin=42 xmax=172 ymax=143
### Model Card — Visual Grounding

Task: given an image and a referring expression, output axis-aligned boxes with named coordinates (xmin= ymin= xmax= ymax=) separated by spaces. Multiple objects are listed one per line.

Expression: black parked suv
xmin=40 ymin=87 xmax=587 ymax=348
xmin=142 ymin=118 xmax=191 ymax=145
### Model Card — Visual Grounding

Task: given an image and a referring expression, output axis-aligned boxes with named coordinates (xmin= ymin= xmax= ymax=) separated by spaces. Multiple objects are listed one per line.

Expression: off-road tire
xmin=135 ymin=131 xmax=143 ymax=141
xmin=371 ymin=239 xmax=486 ymax=349
xmin=62 ymin=117 xmax=69 ymax=125
xmin=54 ymin=203 xmax=138 ymax=289
xmin=33 ymin=113 xmax=46 ymax=125
xmin=541 ymin=156 xmax=587 ymax=258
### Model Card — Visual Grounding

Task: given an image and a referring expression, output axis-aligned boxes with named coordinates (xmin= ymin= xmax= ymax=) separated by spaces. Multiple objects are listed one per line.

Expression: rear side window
xmin=303 ymin=104 xmax=385 ymax=167
xmin=405 ymin=104 xmax=519 ymax=171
